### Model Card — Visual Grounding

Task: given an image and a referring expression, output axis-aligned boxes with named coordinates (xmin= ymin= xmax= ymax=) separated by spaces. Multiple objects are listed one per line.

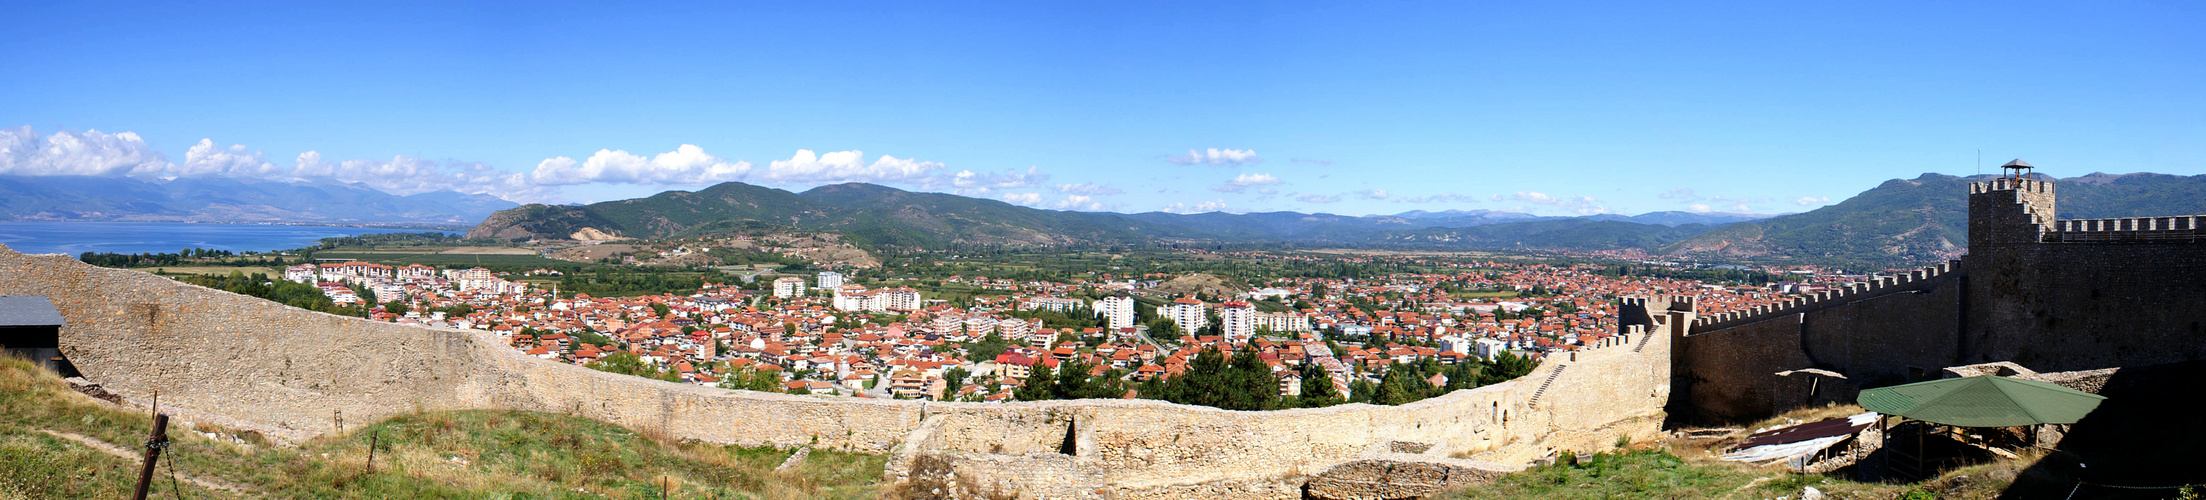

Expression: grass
xmin=1444 ymin=447 xmax=2023 ymax=500
xmin=1446 ymin=403 xmax=2041 ymax=500
xmin=1447 ymin=449 xmax=1767 ymax=500
xmin=0 ymin=356 xmax=885 ymax=499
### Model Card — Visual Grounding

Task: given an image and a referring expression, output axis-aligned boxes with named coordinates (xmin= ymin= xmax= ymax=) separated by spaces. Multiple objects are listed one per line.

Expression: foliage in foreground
xmin=1447 ymin=448 xmax=2024 ymax=500
xmin=0 ymin=356 xmax=883 ymax=499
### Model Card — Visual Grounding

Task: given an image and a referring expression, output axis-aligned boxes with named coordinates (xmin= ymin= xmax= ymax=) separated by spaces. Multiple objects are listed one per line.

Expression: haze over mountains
xmin=468 ymin=171 xmax=2206 ymax=268
xmin=0 ymin=175 xmax=518 ymax=226
xmin=12 ymin=167 xmax=2195 ymax=269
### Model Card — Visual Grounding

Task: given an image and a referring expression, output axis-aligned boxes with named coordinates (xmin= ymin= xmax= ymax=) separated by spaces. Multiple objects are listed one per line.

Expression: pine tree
xmin=1016 ymin=359 xmax=1056 ymax=401
xmin=1298 ymin=363 xmax=1342 ymax=408
xmin=1054 ymin=357 xmax=1093 ymax=400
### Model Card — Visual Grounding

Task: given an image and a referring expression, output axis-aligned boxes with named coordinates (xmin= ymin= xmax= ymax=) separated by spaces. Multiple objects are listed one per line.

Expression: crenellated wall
xmin=1674 ymin=175 xmax=2206 ymax=423
xmin=0 ymin=245 xmax=1679 ymax=499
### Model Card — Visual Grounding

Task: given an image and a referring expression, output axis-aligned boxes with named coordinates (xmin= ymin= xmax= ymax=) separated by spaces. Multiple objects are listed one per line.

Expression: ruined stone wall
xmin=0 ymin=245 xmax=1677 ymax=499
xmin=897 ymin=321 xmax=1675 ymax=498
xmin=0 ymin=246 xmax=926 ymax=449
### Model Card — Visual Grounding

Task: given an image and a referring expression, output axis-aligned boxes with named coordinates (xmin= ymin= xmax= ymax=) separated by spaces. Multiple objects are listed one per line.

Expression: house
xmin=0 ymin=296 xmax=70 ymax=376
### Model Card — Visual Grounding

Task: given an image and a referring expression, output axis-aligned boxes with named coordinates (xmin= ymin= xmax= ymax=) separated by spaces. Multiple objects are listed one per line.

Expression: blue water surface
xmin=0 ymin=221 xmax=437 ymax=256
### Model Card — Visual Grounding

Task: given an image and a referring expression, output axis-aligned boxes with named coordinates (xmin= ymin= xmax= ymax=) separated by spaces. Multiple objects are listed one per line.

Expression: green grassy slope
xmin=0 ymin=357 xmax=884 ymax=499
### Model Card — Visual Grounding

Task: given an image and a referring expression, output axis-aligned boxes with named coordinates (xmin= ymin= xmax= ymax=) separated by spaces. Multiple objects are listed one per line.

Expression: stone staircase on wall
xmin=1689 ymin=259 xmax=1963 ymax=334
xmin=1525 ymin=365 xmax=1567 ymax=408
xmin=1628 ymin=324 xmax=1654 ymax=353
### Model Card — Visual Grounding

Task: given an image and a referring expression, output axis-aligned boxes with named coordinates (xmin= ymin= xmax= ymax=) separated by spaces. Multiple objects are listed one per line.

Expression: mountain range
xmin=468 ymin=171 xmax=2206 ymax=268
xmin=0 ymin=175 xmax=518 ymax=226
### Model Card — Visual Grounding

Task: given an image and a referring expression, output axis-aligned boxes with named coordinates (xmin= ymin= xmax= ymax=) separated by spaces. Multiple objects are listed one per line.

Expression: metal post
xmin=367 ymin=430 xmax=379 ymax=474
xmin=131 ymin=413 xmax=170 ymax=500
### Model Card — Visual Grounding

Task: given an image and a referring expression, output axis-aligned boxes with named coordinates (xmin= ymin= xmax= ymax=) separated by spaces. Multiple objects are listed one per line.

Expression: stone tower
xmin=1967 ymin=159 xmax=2057 ymax=253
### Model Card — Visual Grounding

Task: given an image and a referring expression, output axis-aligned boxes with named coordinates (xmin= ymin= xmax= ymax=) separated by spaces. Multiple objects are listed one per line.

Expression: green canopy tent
xmin=1859 ymin=375 xmax=2106 ymax=427
xmin=1859 ymin=375 xmax=2106 ymax=480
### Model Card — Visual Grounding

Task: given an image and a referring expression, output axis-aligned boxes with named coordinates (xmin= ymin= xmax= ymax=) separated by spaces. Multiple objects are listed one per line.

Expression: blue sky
xmin=3 ymin=1 xmax=2202 ymax=216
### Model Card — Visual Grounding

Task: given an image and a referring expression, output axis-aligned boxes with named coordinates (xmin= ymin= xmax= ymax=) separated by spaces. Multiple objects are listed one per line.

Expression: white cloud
xmin=1053 ymin=195 xmax=1107 ymax=211
xmin=1212 ymin=172 xmax=1283 ymax=193
xmin=1001 ymin=192 xmax=1043 ymax=206
xmin=1510 ymin=191 xmax=1557 ymax=204
xmin=758 ymin=149 xmax=944 ymax=185
xmin=1168 ymin=148 xmax=1259 ymax=166
xmin=529 ymin=145 xmax=750 ymax=186
xmin=1795 ymin=196 xmax=1830 ymax=206
xmin=1730 ymin=203 xmax=1752 ymax=212
xmin=935 ymin=166 xmax=1048 ymax=195
xmin=1658 ymin=188 xmax=1699 ymax=200
xmin=1687 ymin=203 xmax=1713 ymax=213
xmin=1506 ymin=190 xmax=1608 ymax=214
xmin=1357 ymin=188 xmax=1389 ymax=200
xmin=1055 ymin=183 xmax=1122 ymax=195
xmin=1297 ymin=193 xmax=1341 ymax=203
xmin=177 ymin=139 xmax=283 ymax=177
xmin=0 ymin=126 xmax=170 ymax=177
xmin=293 ymin=152 xmax=551 ymax=201
xmin=0 ymin=126 xmax=554 ymax=201
xmin=1401 ymin=192 xmax=1473 ymax=204
xmin=1161 ymin=199 xmax=1229 ymax=214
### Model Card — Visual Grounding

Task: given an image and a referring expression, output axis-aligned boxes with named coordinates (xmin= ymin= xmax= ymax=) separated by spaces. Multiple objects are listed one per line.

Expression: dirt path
xmin=37 ymin=429 xmax=258 ymax=497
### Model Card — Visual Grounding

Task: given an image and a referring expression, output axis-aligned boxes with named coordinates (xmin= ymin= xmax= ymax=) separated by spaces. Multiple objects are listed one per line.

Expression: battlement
xmin=2045 ymin=215 xmax=2206 ymax=243
xmin=1969 ymin=177 xmax=2054 ymax=195
xmin=1689 ymin=259 xmax=1962 ymax=332
xmin=1580 ymin=324 xmax=1646 ymax=352
xmin=1618 ymin=294 xmax=1697 ymax=311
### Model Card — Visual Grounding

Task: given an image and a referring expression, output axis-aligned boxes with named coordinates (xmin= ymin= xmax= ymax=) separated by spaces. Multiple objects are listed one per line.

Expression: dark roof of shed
xmin=1737 ymin=415 xmax=1873 ymax=449
xmin=0 ymin=296 xmax=65 ymax=327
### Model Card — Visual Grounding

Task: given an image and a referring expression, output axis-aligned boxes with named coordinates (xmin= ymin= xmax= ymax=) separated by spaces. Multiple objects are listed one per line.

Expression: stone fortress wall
xmin=1673 ymin=175 xmax=2206 ymax=423
xmin=0 ymin=245 xmax=1684 ymax=499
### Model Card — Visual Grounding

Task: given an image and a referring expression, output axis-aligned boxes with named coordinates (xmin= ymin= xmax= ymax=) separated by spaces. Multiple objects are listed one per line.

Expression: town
xmin=282 ymin=249 xmax=1860 ymax=405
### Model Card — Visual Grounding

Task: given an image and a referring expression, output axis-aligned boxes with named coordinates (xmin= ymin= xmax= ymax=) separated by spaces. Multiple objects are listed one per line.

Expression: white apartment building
xmin=1255 ymin=311 xmax=1312 ymax=333
xmin=774 ymin=277 xmax=806 ymax=298
xmin=817 ymin=271 xmax=843 ymax=290
xmin=283 ymin=264 xmax=319 ymax=283
xmin=880 ymin=288 xmax=922 ymax=311
xmin=1024 ymin=296 xmax=1080 ymax=312
xmin=1096 ymin=295 xmax=1136 ymax=330
xmin=833 ymin=287 xmax=877 ymax=312
xmin=1220 ymin=301 xmax=1256 ymax=340
xmin=1166 ymin=297 xmax=1207 ymax=333
xmin=931 ymin=313 xmax=965 ymax=335
xmin=1438 ymin=335 xmax=1473 ymax=354
xmin=397 ymin=264 xmax=437 ymax=281
xmin=1474 ymin=337 xmax=1509 ymax=361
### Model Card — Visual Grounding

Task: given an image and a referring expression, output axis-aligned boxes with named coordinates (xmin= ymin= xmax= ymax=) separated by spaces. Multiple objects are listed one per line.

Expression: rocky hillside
xmin=1661 ymin=172 xmax=2206 ymax=267
xmin=468 ymin=173 xmax=2206 ymax=265
xmin=466 ymin=181 xmax=1750 ymax=251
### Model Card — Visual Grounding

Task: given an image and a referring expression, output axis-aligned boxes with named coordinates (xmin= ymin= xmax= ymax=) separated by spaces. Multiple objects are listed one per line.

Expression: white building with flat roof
xmin=774 ymin=277 xmax=806 ymax=298
xmin=1166 ymin=297 xmax=1207 ymax=333
xmin=1097 ymin=295 xmax=1135 ymax=330
xmin=817 ymin=271 xmax=843 ymax=290
xmin=1220 ymin=301 xmax=1256 ymax=340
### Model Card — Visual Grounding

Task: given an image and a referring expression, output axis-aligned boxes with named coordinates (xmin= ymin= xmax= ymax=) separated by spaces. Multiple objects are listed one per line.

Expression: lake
xmin=0 ymin=221 xmax=440 ymax=256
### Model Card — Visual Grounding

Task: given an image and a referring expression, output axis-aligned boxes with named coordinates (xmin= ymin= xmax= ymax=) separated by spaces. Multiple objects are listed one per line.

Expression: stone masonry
xmin=1672 ymin=175 xmax=2206 ymax=423
xmin=0 ymin=244 xmax=1681 ymax=499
